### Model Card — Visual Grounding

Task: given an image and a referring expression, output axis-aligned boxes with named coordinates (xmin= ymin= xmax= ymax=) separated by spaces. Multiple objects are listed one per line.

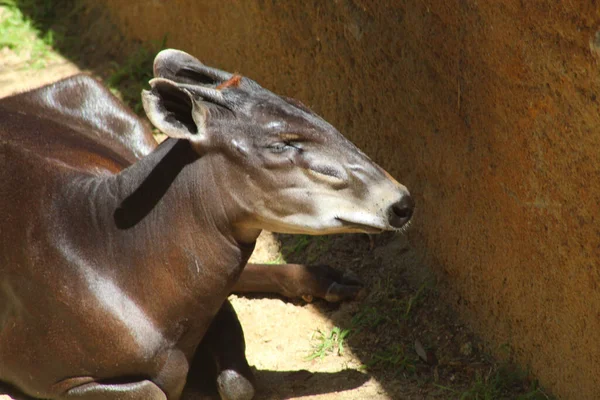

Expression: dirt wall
xmin=99 ymin=1 xmax=600 ymax=398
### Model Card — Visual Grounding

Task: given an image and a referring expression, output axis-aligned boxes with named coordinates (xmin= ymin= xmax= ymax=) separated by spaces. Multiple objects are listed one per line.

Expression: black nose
xmin=388 ymin=194 xmax=414 ymax=228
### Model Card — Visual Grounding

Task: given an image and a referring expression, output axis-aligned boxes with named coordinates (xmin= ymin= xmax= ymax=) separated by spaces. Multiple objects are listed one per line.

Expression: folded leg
xmin=58 ymin=380 xmax=167 ymax=400
xmin=186 ymin=301 xmax=254 ymax=400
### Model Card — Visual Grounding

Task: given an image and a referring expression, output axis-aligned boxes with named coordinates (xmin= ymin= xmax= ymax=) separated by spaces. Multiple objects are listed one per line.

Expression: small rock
xmin=414 ymin=339 xmax=428 ymax=362
xmin=414 ymin=339 xmax=438 ymax=366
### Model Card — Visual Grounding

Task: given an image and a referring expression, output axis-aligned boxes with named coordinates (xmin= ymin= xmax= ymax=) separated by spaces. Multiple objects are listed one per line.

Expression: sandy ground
xmin=236 ymin=232 xmax=395 ymax=400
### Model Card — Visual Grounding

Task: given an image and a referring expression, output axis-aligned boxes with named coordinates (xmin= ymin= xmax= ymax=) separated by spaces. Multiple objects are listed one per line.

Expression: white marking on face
xmin=252 ymin=172 xmax=407 ymax=234
xmin=264 ymin=121 xmax=285 ymax=130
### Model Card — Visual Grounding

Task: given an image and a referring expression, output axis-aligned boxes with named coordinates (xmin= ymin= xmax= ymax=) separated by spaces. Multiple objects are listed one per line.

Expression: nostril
xmin=392 ymin=202 xmax=413 ymax=219
xmin=388 ymin=195 xmax=415 ymax=228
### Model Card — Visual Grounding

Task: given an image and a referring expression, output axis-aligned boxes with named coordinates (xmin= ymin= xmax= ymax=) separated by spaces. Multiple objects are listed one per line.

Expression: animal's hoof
xmin=217 ymin=369 xmax=255 ymax=400
xmin=324 ymin=282 xmax=365 ymax=302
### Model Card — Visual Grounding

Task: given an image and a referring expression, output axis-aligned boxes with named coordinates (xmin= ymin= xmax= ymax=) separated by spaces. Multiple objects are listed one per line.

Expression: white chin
xmin=332 ymin=217 xmax=389 ymax=234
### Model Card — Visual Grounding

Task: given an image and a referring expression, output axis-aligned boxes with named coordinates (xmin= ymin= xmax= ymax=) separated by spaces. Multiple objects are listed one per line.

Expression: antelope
xmin=0 ymin=49 xmax=413 ymax=400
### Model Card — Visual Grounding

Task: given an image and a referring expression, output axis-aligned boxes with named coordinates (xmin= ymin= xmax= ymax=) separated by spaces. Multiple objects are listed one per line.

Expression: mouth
xmin=335 ymin=217 xmax=386 ymax=234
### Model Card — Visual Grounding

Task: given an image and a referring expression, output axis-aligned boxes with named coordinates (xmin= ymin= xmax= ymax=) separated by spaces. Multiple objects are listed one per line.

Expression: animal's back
xmin=0 ymin=74 xmax=159 ymax=336
xmin=0 ymin=76 xmax=161 ymax=395
xmin=0 ymin=74 xmax=157 ymax=174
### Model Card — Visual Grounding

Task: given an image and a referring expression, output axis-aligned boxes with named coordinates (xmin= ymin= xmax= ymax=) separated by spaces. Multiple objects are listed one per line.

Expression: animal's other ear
xmin=153 ymin=48 xmax=233 ymax=86
xmin=142 ymin=78 xmax=209 ymax=144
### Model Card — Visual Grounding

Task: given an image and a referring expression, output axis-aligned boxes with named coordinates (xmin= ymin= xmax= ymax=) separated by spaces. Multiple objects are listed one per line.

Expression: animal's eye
xmin=310 ymin=165 xmax=343 ymax=180
xmin=268 ymin=141 xmax=302 ymax=153
xmin=306 ymin=164 xmax=348 ymax=188
xmin=268 ymin=142 xmax=288 ymax=153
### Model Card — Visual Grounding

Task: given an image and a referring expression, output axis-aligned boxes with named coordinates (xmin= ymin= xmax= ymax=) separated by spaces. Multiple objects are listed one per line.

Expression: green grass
xmin=0 ymin=0 xmax=166 ymax=114
xmin=282 ymin=234 xmax=312 ymax=255
xmin=264 ymin=253 xmax=286 ymax=265
xmin=306 ymin=276 xmax=431 ymax=364
xmin=106 ymin=36 xmax=167 ymax=114
xmin=302 ymin=265 xmax=547 ymax=398
xmin=281 ymin=234 xmax=331 ymax=263
xmin=350 ymin=305 xmax=386 ymax=333
xmin=363 ymin=344 xmax=416 ymax=375
xmin=403 ymin=281 xmax=428 ymax=319
xmin=307 ymin=326 xmax=352 ymax=360
xmin=360 ymin=277 xmax=431 ymax=330
xmin=434 ymin=365 xmax=552 ymax=400
xmin=0 ymin=0 xmax=59 ymax=68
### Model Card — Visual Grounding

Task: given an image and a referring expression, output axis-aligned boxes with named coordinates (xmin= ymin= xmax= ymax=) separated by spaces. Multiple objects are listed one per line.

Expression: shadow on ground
xmin=0 ymin=370 xmax=368 ymax=400
xmin=253 ymin=369 xmax=369 ymax=399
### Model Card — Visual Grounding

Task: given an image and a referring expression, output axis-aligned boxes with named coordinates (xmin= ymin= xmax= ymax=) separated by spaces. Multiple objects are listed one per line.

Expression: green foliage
xmin=281 ymin=234 xmax=331 ymax=263
xmin=403 ymin=282 xmax=428 ymax=318
xmin=307 ymin=326 xmax=352 ymax=360
xmin=350 ymin=305 xmax=386 ymax=333
xmin=265 ymin=253 xmax=286 ymax=265
xmin=364 ymin=344 xmax=416 ymax=374
xmin=0 ymin=0 xmax=59 ymax=68
xmin=436 ymin=366 xmax=553 ymax=400
xmin=106 ymin=36 xmax=167 ymax=114
xmin=283 ymin=234 xmax=311 ymax=255
xmin=1 ymin=0 xmax=166 ymax=113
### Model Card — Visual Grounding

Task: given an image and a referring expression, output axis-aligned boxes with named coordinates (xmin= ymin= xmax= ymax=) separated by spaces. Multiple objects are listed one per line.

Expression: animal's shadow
xmin=0 ymin=369 xmax=369 ymax=399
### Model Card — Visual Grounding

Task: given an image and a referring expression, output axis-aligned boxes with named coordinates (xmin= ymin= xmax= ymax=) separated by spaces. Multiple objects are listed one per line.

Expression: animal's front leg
xmin=233 ymin=263 xmax=364 ymax=302
xmin=185 ymin=301 xmax=255 ymax=400
xmin=53 ymin=348 xmax=189 ymax=400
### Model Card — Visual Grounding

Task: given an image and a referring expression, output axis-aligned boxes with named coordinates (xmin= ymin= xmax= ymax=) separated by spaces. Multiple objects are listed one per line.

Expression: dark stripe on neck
xmin=114 ymin=139 xmax=199 ymax=229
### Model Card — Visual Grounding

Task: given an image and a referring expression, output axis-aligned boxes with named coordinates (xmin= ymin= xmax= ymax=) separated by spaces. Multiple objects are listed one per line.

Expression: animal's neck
xmin=52 ymin=138 xmax=258 ymax=346
xmin=71 ymin=138 xmax=257 ymax=301
xmin=113 ymin=138 xmax=204 ymax=230
xmin=114 ymin=137 xmax=257 ymax=259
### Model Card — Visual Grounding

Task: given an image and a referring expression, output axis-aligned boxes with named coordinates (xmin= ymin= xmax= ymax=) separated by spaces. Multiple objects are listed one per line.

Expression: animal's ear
xmin=142 ymin=78 xmax=209 ymax=144
xmin=153 ymin=48 xmax=233 ymax=86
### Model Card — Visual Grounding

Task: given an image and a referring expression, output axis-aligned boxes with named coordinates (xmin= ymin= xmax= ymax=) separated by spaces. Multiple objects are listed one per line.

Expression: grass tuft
xmin=0 ymin=0 xmax=59 ymax=68
xmin=281 ymin=234 xmax=331 ymax=264
xmin=364 ymin=344 xmax=417 ymax=375
xmin=435 ymin=365 xmax=553 ymax=400
xmin=265 ymin=253 xmax=286 ymax=265
xmin=307 ymin=326 xmax=352 ymax=360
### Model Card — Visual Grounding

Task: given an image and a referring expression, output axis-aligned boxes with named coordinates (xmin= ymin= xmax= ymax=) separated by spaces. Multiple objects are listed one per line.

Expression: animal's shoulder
xmin=0 ymin=74 xmax=157 ymax=170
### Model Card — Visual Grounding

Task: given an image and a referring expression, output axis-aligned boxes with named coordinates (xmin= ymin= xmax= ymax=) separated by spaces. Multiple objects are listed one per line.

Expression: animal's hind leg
xmin=233 ymin=263 xmax=364 ymax=302
xmin=58 ymin=380 xmax=167 ymax=400
xmin=186 ymin=300 xmax=254 ymax=400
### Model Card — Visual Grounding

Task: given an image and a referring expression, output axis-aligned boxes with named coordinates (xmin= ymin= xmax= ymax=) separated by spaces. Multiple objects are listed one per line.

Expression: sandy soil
xmin=237 ymin=232 xmax=398 ymax=400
